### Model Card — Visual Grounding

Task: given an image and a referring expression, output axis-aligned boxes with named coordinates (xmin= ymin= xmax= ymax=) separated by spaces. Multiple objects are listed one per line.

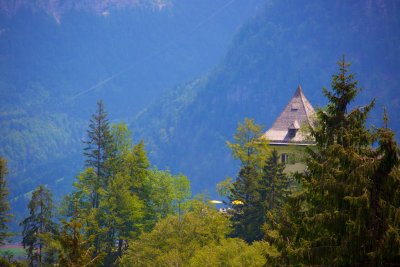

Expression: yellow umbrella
xmin=232 ymin=200 xmax=244 ymax=205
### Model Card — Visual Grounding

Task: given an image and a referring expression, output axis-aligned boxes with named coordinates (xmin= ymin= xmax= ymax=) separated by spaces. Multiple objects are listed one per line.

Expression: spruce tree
xmin=227 ymin=118 xmax=269 ymax=242
xmin=261 ymin=149 xmax=291 ymax=252
xmin=230 ymin=165 xmax=265 ymax=242
xmin=0 ymin=157 xmax=11 ymax=246
xmin=74 ymin=120 xmax=152 ymax=264
xmin=261 ymin=149 xmax=290 ymax=213
xmin=21 ymin=185 xmax=56 ymax=266
xmin=282 ymin=57 xmax=400 ymax=266
xmin=83 ymin=100 xmax=114 ymax=209
xmin=77 ymin=101 xmax=115 ymax=259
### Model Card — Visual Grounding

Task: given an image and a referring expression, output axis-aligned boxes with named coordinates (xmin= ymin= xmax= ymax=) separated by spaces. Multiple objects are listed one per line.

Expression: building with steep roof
xmin=263 ymin=85 xmax=316 ymax=167
xmin=263 ymin=85 xmax=315 ymax=146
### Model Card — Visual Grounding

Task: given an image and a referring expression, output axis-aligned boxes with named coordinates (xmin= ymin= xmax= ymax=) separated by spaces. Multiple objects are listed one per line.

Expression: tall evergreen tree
xmin=73 ymin=121 xmax=152 ymax=264
xmin=261 ymin=149 xmax=290 ymax=213
xmin=281 ymin=57 xmax=400 ymax=266
xmin=0 ymin=157 xmax=11 ymax=246
xmin=230 ymin=165 xmax=265 ymax=242
xmin=83 ymin=100 xmax=114 ymax=209
xmin=261 ymin=149 xmax=291 ymax=237
xmin=227 ymin=118 xmax=269 ymax=242
xmin=21 ymin=185 xmax=56 ymax=266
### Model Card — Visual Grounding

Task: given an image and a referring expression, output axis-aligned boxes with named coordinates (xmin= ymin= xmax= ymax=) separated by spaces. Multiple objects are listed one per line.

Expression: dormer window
xmin=291 ymin=103 xmax=299 ymax=111
xmin=288 ymin=128 xmax=297 ymax=138
xmin=288 ymin=120 xmax=300 ymax=138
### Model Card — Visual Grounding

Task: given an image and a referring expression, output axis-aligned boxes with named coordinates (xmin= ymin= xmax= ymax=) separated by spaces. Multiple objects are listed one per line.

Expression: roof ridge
xmin=298 ymin=86 xmax=314 ymax=126
xmin=298 ymin=86 xmax=310 ymax=124
xmin=263 ymin=85 xmax=316 ymax=145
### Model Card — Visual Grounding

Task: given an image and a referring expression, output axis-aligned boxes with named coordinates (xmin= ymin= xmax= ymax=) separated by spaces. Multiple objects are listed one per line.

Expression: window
xmin=281 ymin=153 xmax=288 ymax=163
xmin=288 ymin=128 xmax=297 ymax=138
xmin=291 ymin=103 xmax=299 ymax=111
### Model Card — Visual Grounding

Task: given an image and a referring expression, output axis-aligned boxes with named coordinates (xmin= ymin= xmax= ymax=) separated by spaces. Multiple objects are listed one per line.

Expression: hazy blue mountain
xmin=0 ymin=0 xmax=263 ymax=224
xmin=2 ymin=0 xmax=400 ymax=229
xmin=131 ymin=0 xmax=400 ymax=195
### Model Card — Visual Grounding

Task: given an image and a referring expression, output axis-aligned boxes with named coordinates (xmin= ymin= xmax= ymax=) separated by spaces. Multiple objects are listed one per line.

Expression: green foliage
xmin=110 ymin=123 xmax=133 ymax=158
xmin=261 ymin=150 xmax=292 ymax=259
xmin=189 ymin=238 xmax=273 ymax=267
xmin=20 ymin=185 xmax=56 ymax=266
xmin=50 ymin=219 xmax=103 ymax=267
xmin=280 ymin=57 xmax=400 ymax=266
xmin=172 ymin=173 xmax=191 ymax=220
xmin=67 ymin=104 xmax=194 ymax=265
xmin=227 ymin=118 xmax=269 ymax=169
xmin=216 ymin=177 xmax=233 ymax=198
xmin=83 ymin=100 xmax=114 ymax=209
xmin=141 ymin=169 xmax=191 ymax=230
xmin=119 ymin=201 xmax=231 ymax=267
xmin=123 ymin=140 xmax=150 ymax=194
xmin=73 ymin=168 xmax=98 ymax=211
xmin=0 ymin=157 xmax=11 ymax=245
xmin=101 ymin=172 xmax=144 ymax=261
xmin=229 ymin=165 xmax=265 ymax=242
xmin=142 ymin=169 xmax=177 ymax=220
xmin=261 ymin=149 xmax=290 ymax=213
xmin=227 ymin=119 xmax=291 ymax=243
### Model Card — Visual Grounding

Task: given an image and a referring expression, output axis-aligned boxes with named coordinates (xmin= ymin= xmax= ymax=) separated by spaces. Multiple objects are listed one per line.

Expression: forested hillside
xmin=0 ymin=1 xmax=399 ymax=265
xmin=1 ymin=56 xmax=398 ymax=266
xmin=0 ymin=0 xmax=262 ymax=222
xmin=132 ymin=0 xmax=400 ymax=193
xmin=1 ymin=0 xmax=400 ymax=230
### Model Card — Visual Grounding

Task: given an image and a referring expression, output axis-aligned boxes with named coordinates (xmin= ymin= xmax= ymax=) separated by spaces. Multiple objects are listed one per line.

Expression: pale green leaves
xmin=227 ymin=118 xmax=269 ymax=169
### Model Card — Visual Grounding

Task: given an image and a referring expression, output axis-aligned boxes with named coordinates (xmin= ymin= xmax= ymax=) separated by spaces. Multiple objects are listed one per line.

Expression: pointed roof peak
xmin=294 ymin=84 xmax=303 ymax=96
xmin=263 ymin=85 xmax=316 ymax=145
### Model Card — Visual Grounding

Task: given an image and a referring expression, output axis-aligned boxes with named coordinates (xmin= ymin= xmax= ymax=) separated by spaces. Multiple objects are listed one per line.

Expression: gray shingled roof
xmin=263 ymin=85 xmax=315 ymax=145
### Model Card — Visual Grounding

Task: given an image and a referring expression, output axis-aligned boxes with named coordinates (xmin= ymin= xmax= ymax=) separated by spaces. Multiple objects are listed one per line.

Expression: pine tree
xmin=0 ymin=157 xmax=11 ymax=246
xmin=282 ymin=57 xmax=400 ymax=266
xmin=21 ymin=185 xmax=56 ymax=266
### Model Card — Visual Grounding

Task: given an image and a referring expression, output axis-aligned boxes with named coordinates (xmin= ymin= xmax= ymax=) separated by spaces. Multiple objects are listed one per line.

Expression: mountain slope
xmin=132 ymin=0 xmax=400 ymax=194
xmin=0 ymin=0 xmax=263 ymax=224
